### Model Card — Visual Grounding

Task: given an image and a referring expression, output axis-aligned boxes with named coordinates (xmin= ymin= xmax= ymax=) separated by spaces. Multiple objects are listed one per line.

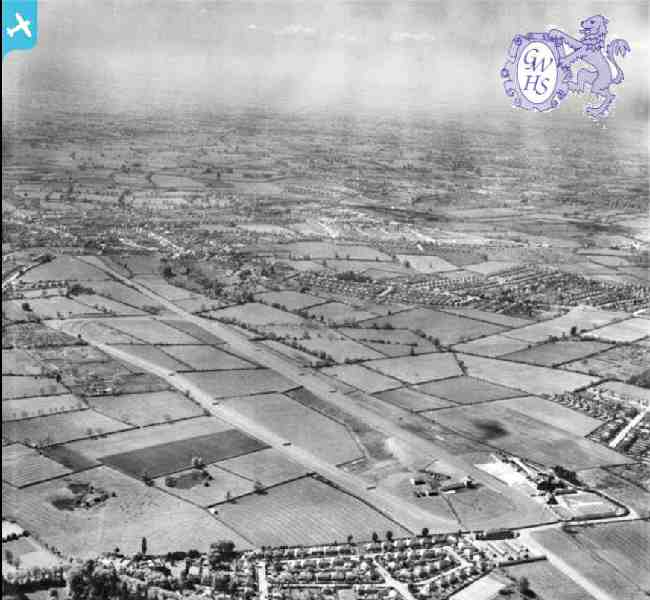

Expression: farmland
xmin=502 ymin=340 xmax=613 ymax=367
xmin=363 ymin=353 xmax=462 ymax=385
xmin=562 ymin=343 xmax=649 ymax=380
xmin=2 ymin=349 xmax=43 ymax=375
xmin=414 ymin=375 xmax=522 ymax=405
xmin=149 ymin=344 xmax=254 ymax=371
xmin=183 ymin=369 xmax=295 ymax=398
xmin=2 ymin=375 xmax=69 ymax=399
xmin=504 ymin=561 xmax=596 ymax=600
xmin=3 ymin=393 xmax=86 ymax=421
xmin=3 ymin=443 xmax=72 ymax=487
xmin=373 ymin=387 xmax=455 ymax=412
xmin=102 ymin=318 xmax=201 ymax=344
xmin=586 ymin=317 xmax=650 ymax=343
xmin=322 ymin=364 xmax=401 ymax=393
xmin=218 ymin=448 xmax=308 ymax=487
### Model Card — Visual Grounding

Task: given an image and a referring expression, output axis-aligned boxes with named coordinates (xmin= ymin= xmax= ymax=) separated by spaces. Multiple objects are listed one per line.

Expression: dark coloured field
xmin=101 ymin=429 xmax=268 ymax=478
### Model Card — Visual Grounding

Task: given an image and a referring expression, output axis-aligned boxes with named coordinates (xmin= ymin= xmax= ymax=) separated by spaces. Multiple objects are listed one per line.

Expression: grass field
xmin=414 ymin=375 xmax=522 ymax=404
xmin=2 ymin=349 xmax=43 ymax=375
xmin=2 ymin=467 xmax=250 ymax=558
xmin=102 ymin=429 xmax=268 ymax=478
xmin=504 ymin=561 xmax=596 ymax=600
xmin=215 ymin=475 xmax=409 ymax=546
xmin=339 ymin=327 xmax=438 ymax=355
xmin=562 ymin=343 xmax=649 ymax=381
xmin=502 ymin=340 xmax=613 ymax=367
xmin=109 ymin=344 xmax=189 ymax=371
xmin=255 ymin=290 xmax=326 ymax=310
xmin=322 ymin=364 xmax=401 ymax=393
xmin=450 ymin=573 xmax=506 ymax=599
xmin=2 ymin=410 xmax=132 ymax=446
xmin=161 ymin=344 xmax=255 ymax=371
xmin=3 ymin=394 xmax=86 ymax=422
xmin=184 ymin=369 xmax=295 ymax=398
xmin=73 ymin=294 xmax=146 ymax=316
xmin=8 ymin=297 xmax=104 ymax=320
xmin=208 ymin=302 xmax=304 ymax=326
xmin=172 ymin=295 xmax=224 ymax=313
xmin=452 ymin=334 xmax=531 ymax=357
xmin=53 ymin=319 xmax=142 ymax=344
xmin=305 ymin=302 xmax=377 ymax=325
xmin=224 ymin=393 xmax=362 ymax=465
xmin=161 ymin=319 xmax=226 ymax=345
xmin=132 ymin=277 xmax=193 ymax=301
xmin=359 ymin=308 xmax=507 ymax=345
xmin=373 ymin=387 xmax=455 ymax=411
xmin=218 ymin=448 xmax=308 ymax=487
xmin=396 ymin=254 xmax=457 ymax=273
xmin=364 ymin=353 xmax=462 ymax=385
xmin=2 ymin=375 xmax=69 ymax=399
xmin=300 ymin=335 xmax=384 ymax=363
xmin=283 ymin=241 xmax=391 ymax=261
xmin=2 ymin=443 xmax=72 ymax=487
xmin=85 ymin=280 xmax=166 ymax=312
xmin=587 ymin=318 xmax=650 ymax=343
xmin=532 ymin=528 xmax=648 ymax=600
xmin=440 ymin=307 xmax=532 ymax=328
xmin=19 ymin=257 xmax=111 ymax=283
xmin=457 ymin=354 xmax=600 ymax=395
xmin=87 ymin=390 xmax=204 ymax=426
xmin=102 ymin=318 xmax=200 ymax=344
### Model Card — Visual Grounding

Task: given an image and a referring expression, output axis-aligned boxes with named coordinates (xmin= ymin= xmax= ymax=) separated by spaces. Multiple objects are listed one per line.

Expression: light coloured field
xmin=260 ymin=340 xmax=322 ymax=367
xmin=161 ymin=344 xmax=254 ymax=371
xmin=64 ymin=416 xmax=232 ymax=459
xmin=452 ymin=334 xmax=531 ymax=357
xmin=3 ymin=394 xmax=86 ymax=422
xmin=576 ymin=468 xmax=650 ymax=518
xmin=224 ymin=393 xmax=361 ymax=465
xmin=151 ymin=173 xmax=204 ymax=188
xmin=2 ymin=410 xmax=132 ymax=446
xmin=300 ymin=336 xmax=384 ymax=364
xmin=373 ymin=387 xmax=455 ymax=411
xmin=305 ymin=302 xmax=377 ymax=325
xmin=87 ymin=390 xmax=204 ymax=426
xmin=72 ymin=294 xmax=147 ymax=316
xmin=364 ymin=353 xmax=462 ymax=385
xmin=109 ymin=344 xmax=189 ymax=371
xmin=457 ymin=353 xmax=600 ymax=395
xmin=283 ymin=241 xmax=391 ymax=261
xmin=2 ymin=443 xmax=72 ymax=487
xmin=2 ymin=375 xmax=69 ymax=400
xmin=339 ymin=327 xmax=429 ymax=346
xmin=396 ymin=254 xmax=458 ymax=273
xmin=504 ymin=562 xmax=595 ymax=600
xmin=215 ymin=475 xmax=409 ymax=547
xmin=132 ymin=277 xmax=193 ymax=301
xmin=6 ymin=297 xmax=100 ymax=320
xmin=102 ymin=318 xmax=200 ymax=344
xmin=2 ymin=349 xmax=43 ymax=375
xmin=592 ymin=380 xmax=650 ymax=404
xmin=532 ymin=528 xmax=648 ymax=600
xmin=504 ymin=306 xmax=629 ymax=344
xmin=322 ymin=364 xmax=401 ymax=394
xmin=415 ymin=375 xmax=522 ymax=404
xmin=19 ymin=256 xmax=111 ymax=283
xmin=184 ymin=369 xmax=294 ymax=398
xmin=35 ymin=344 xmax=109 ymax=364
xmin=440 ymin=307 xmax=532 ymax=328
xmin=208 ymin=302 xmax=304 ymax=326
xmin=586 ymin=318 xmax=650 ymax=343
xmin=359 ymin=308 xmax=507 ymax=345
xmin=503 ymin=340 xmax=613 ymax=366
xmin=449 ymin=573 xmax=506 ymax=600
xmin=463 ymin=260 xmax=520 ymax=275
xmin=2 ymin=536 xmax=62 ymax=569
xmin=562 ymin=343 xmax=649 ymax=381
xmin=2 ymin=467 xmax=251 ymax=558
xmin=427 ymin=403 xmax=630 ymax=470
xmin=218 ymin=447 xmax=308 ymax=487
xmin=324 ymin=259 xmax=412 ymax=275
xmin=88 ymin=280 xmax=166 ymax=311
xmin=51 ymin=318 xmax=142 ymax=344
xmin=255 ymin=290 xmax=326 ymax=310
xmin=172 ymin=295 xmax=224 ymax=313
xmin=161 ymin=319 xmax=226 ymax=345
xmin=102 ymin=254 xmax=163 ymax=276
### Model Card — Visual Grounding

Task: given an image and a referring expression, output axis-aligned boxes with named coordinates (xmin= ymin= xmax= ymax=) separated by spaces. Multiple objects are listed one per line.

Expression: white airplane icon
xmin=7 ymin=13 xmax=32 ymax=39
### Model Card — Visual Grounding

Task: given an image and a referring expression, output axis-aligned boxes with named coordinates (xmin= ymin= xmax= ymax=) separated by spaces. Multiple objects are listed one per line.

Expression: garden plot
xmin=71 ymin=294 xmax=146 ymax=316
xmin=224 ymin=393 xmax=361 ymax=465
xmin=502 ymin=340 xmax=612 ymax=367
xmin=161 ymin=345 xmax=255 ymax=371
xmin=3 ymin=394 xmax=86 ymax=422
xmin=19 ymin=256 xmax=111 ymax=283
xmin=161 ymin=319 xmax=226 ymax=345
xmin=322 ymin=364 xmax=401 ymax=394
xmin=504 ymin=306 xmax=629 ymax=344
xmin=184 ymin=369 xmax=295 ymax=398
xmin=2 ymin=349 xmax=42 ymax=375
xmin=439 ymin=307 xmax=532 ymax=328
xmin=87 ymin=390 xmax=204 ymax=427
xmin=395 ymin=254 xmax=458 ymax=273
xmin=359 ymin=308 xmax=507 ymax=345
xmin=299 ymin=335 xmax=384 ymax=364
xmin=6 ymin=297 xmax=101 ymax=320
xmin=89 ymin=280 xmax=166 ymax=311
xmin=102 ymin=429 xmax=267 ymax=479
xmin=586 ymin=317 xmax=650 ymax=343
xmin=562 ymin=343 xmax=649 ymax=380
xmin=215 ymin=476 xmax=409 ymax=547
xmin=426 ymin=403 xmax=630 ymax=470
xmin=35 ymin=344 xmax=110 ymax=364
xmin=364 ymin=353 xmax=462 ymax=385
xmin=456 ymin=354 xmax=600 ymax=395
xmin=218 ymin=448 xmax=308 ymax=487
xmin=207 ymin=303 xmax=304 ymax=326
xmin=132 ymin=277 xmax=193 ymax=301
xmin=373 ymin=388 xmax=455 ymax=412
xmin=2 ymin=535 xmax=61 ymax=570
xmin=102 ymin=318 xmax=200 ymax=344
xmin=2 ymin=443 xmax=72 ymax=487
xmin=452 ymin=334 xmax=531 ymax=357
xmin=2 ymin=375 xmax=69 ymax=400
xmin=2 ymin=409 xmax=132 ymax=446
xmin=2 ymin=468 xmax=250 ymax=559
xmin=255 ymin=290 xmax=326 ymax=310
xmin=304 ymin=302 xmax=378 ymax=325
xmin=109 ymin=344 xmax=189 ymax=371
xmin=414 ymin=376 xmax=522 ymax=404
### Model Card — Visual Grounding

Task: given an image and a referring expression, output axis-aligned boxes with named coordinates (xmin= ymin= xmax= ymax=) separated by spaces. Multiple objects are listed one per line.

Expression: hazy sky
xmin=2 ymin=0 xmax=648 ymax=120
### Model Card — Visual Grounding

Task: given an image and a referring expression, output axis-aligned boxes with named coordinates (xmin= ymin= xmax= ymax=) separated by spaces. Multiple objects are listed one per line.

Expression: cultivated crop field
xmin=102 ymin=318 xmax=200 ymax=344
xmin=414 ymin=375 xmax=522 ymax=404
xmin=133 ymin=277 xmax=193 ymax=301
xmin=72 ymin=294 xmax=146 ymax=316
xmin=3 ymin=443 xmax=72 ymax=487
xmin=215 ymin=475 xmax=409 ymax=547
xmin=2 ymin=349 xmax=43 ymax=375
xmin=282 ymin=241 xmax=391 ymax=261
xmin=208 ymin=302 xmax=304 ymax=326
xmin=9 ymin=297 xmax=103 ymax=320
xmin=3 ymin=393 xmax=86 ymax=422
xmin=300 ymin=335 xmax=384 ymax=363
xmin=87 ymin=390 xmax=204 ymax=426
xmin=373 ymin=387 xmax=455 ymax=412
xmin=161 ymin=319 xmax=226 ymax=345
xmin=3 ymin=322 xmax=81 ymax=349
xmin=224 ymin=393 xmax=361 ymax=465
xmin=322 ymin=364 xmax=401 ymax=394
xmin=184 ymin=369 xmax=295 ymax=398
xmin=19 ymin=257 xmax=111 ymax=283
xmin=2 ymin=467 xmax=250 ymax=558
xmin=218 ymin=448 xmax=308 ymax=487
xmin=452 ymin=334 xmax=531 ymax=357
xmin=161 ymin=344 xmax=254 ymax=371
xmin=338 ymin=327 xmax=438 ymax=356
xmin=502 ymin=340 xmax=613 ymax=367
xmin=586 ymin=317 xmax=650 ymax=343
xmin=53 ymin=319 xmax=141 ymax=344
xmin=395 ymin=254 xmax=457 ymax=273
xmin=504 ymin=561 xmax=595 ymax=600
xmin=364 ymin=353 xmax=462 ymax=385
xmin=440 ymin=307 xmax=532 ymax=328
xmin=2 ymin=375 xmax=69 ymax=399
xmin=85 ymin=280 xmax=166 ymax=312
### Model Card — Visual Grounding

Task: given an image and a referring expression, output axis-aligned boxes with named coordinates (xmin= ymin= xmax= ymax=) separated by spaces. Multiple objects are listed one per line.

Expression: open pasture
xmin=562 ymin=343 xmax=649 ymax=381
xmin=502 ymin=339 xmax=613 ymax=366
xmin=109 ymin=344 xmax=189 ymax=371
xmin=260 ymin=340 xmax=323 ymax=366
xmin=102 ymin=253 xmax=163 ymax=276
xmin=283 ymin=241 xmax=391 ymax=261
xmin=6 ymin=297 xmax=101 ymax=320
xmin=2 ymin=349 xmax=42 ymax=375
xmin=578 ymin=467 xmax=650 ymax=517
xmin=2 ymin=443 xmax=72 ymax=487
xmin=208 ymin=302 xmax=304 ymax=326
xmin=184 ymin=369 xmax=294 ymax=398
xmin=300 ymin=335 xmax=384 ymax=363
xmin=504 ymin=561 xmax=595 ymax=600
xmin=89 ymin=280 xmax=166 ymax=311
xmin=172 ymin=294 xmax=224 ymax=313
xmin=162 ymin=319 xmax=226 ymax=345
xmin=452 ymin=334 xmax=531 ymax=357
xmin=414 ymin=375 xmax=522 ymax=404
xmin=102 ymin=429 xmax=267 ymax=478
xmin=338 ymin=327 xmax=438 ymax=357
xmin=396 ymin=254 xmax=457 ymax=273
xmin=51 ymin=318 xmax=141 ymax=344
xmin=19 ymin=256 xmax=111 ymax=283
xmin=132 ymin=277 xmax=193 ymax=301
xmin=364 ymin=353 xmax=462 ymax=385
xmin=304 ymin=302 xmax=377 ymax=325
xmin=2 ymin=410 xmax=132 ymax=446
xmin=215 ymin=475 xmax=409 ymax=547
xmin=440 ymin=307 xmax=532 ymax=328
xmin=255 ymin=290 xmax=326 ymax=310
xmin=72 ymin=294 xmax=146 ymax=316
xmin=2 ymin=467 xmax=250 ymax=558
xmin=162 ymin=344 xmax=254 ymax=371
xmin=359 ymin=308 xmax=507 ymax=345
xmin=450 ymin=573 xmax=506 ymax=600
xmin=35 ymin=344 xmax=110 ymax=364
xmin=2 ymin=375 xmax=69 ymax=400
xmin=103 ymin=317 xmax=201 ymax=344
xmin=322 ymin=364 xmax=401 ymax=394
xmin=374 ymin=387 xmax=455 ymax=412
xmin=218 ymin=448 xmax=308 ymax=487
xmin=426 ymin=403 xmax=630 ymax=470
xmin=586 ymin=317 xmax=650 ymax=343
xmin=3 ymin=394 xmax=86 ymax=422
xmin=456 ymin=354 xmax=600 ymax=395
xmin=87 ymin=390 xmax=204 ymax=427
xmin=224 ymin=393 xmax=361 ymax=465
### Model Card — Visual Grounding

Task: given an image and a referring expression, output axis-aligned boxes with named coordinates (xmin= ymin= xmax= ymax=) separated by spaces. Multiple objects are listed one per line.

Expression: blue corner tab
xmin=3 ymin=0 xmax=38 ymax=60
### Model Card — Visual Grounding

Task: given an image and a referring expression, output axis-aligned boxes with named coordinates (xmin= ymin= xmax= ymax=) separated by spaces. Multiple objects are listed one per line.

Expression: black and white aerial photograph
xmin=2 ymin=1 xmax=649 ymax=599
